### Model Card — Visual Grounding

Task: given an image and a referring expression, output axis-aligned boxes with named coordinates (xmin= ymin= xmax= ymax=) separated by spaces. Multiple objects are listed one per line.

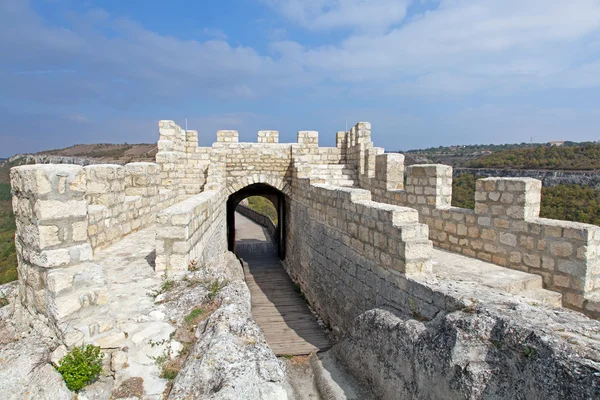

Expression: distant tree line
xmin=403 ymin=141 xmax=591 ymax=156
xmin=0 ymin=184 xmax=17 ymax=284
xmin=452 ymin=173 xmax=600 ymax=226
xmin=468 ymin=143 xmax=600 ymax=170
xmin=245 ymin=196 xmax=278 ymax=224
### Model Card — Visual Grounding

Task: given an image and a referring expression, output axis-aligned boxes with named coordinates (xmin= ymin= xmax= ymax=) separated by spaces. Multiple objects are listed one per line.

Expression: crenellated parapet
xmin=10 ymin=118 xmax=600 ymax=345
xmin=366 ymin=160 xmax=600 ymax=317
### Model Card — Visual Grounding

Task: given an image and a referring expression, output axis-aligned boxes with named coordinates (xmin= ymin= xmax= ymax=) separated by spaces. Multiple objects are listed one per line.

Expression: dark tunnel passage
xmin=226 ymin=183 xmax=286 ymax=259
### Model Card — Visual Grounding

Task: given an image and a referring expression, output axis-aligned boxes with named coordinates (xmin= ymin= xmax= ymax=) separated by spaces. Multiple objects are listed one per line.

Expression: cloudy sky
xmin=1 ymin=0 xmax=600 ymax=157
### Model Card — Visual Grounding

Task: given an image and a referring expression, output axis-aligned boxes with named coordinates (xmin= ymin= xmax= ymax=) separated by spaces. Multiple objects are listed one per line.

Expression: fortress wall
xmin=155 ymin=189 xmax=227 ymax=273
xmin=156 ymin=120 xmax=211 ymax=198
xmin=285 ymin=178 xmax=435 ymax=333
xmin=216 ymin=140 xmax=295 ymax=195
xmin=315 ymin=147 xmax=346 ymax=164
xmin=368 ymin=162 xmax=600 ymax=317
xmin=10 ymin=165 xmax=98 ymax=323
xmin=85 ymin=163 xmax=178 ymax=251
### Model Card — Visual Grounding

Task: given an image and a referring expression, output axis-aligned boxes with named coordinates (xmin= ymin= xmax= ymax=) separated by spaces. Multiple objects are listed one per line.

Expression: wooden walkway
xmin=235 ymin=212 xmax=331 ymax=356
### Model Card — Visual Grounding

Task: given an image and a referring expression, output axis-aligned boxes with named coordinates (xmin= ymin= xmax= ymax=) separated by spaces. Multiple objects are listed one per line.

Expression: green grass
xmin=184 ymin=307 xmax=205 ymax=324
xmin=0 ymin=184 xmax=17 ymax=285
xmin=246 ymin=196 xmax=278 ymax=224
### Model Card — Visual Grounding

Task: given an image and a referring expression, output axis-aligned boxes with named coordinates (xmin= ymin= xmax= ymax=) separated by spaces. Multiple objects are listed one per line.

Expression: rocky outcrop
xmin=168 ymin=252 xmax=287 ymax=400
xmin=455 ymin=167 xmax=600 ymax=188
xmin=0 ymin=303 xmax=72 ymax=400
xmin=333 ymin=306 xmax=600 ymax=400
xmin=9 ymin=154 xmax=101 ymax=166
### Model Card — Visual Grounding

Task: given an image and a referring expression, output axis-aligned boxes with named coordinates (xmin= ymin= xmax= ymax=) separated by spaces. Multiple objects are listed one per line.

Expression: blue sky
xmin=1 ymin=0 xmax=600 ymax=157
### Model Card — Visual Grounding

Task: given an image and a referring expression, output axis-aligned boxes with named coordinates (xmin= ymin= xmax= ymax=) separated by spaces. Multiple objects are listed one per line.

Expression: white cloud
xmin=264 ymin=0 xmax=412 ymax=32
xmin=0 ymin=1 xmax=307 ymax=107
xmin=268 ymin=0 xmax=600 ymax=94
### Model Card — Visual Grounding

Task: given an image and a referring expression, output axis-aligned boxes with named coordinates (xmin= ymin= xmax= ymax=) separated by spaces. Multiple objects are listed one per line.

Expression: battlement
xmin=8 ymin=119 xmax=600 ymax=344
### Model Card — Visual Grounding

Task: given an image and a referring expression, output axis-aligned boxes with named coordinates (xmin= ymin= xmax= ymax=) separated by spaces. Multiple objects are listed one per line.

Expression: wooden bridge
xmin=234 ymin=212 xmax=331 ymax=356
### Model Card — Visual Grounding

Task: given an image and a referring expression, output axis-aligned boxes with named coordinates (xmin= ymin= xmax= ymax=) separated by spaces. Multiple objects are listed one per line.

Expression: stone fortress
xmin=9 ymin=121 xmax=600 ymax=398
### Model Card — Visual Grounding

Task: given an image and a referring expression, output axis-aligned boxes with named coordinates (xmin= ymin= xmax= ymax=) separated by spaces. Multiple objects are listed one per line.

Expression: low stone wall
xmin=285 ymin=178 xmax=433 ymax=333
xmin=365 ymin=164 xmax=600 ymax=316
xmin=155 ymin=190 xmax=227 ymax=273
xmin=236 ymin=203 xmax=277 ymax=241
xmin=10 ymin=165 xmax=93 ymax=318
xmin=85 ymin=163 xmax=178 ymax=251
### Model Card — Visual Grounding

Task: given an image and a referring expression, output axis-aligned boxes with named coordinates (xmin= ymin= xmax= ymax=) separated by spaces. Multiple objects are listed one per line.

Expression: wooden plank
xmin=239 ymin=241 xmax=331 ymax=356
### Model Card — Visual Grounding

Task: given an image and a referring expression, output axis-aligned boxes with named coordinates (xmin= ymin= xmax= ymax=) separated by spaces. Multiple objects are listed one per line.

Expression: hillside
xmin=0 ymin=142 xmax=158 ymax=285
xmin=467 ymin=143 xmax=600 ymax=170
xmin=35 ymin=143 xmax=157 ymax=163
xmin=452 ymin=173 xmax=600 ymax=226
xmin=0 ymin=183 xmax=16 ymax=284
xmin=403 ymin=141 xmax=599 ymax=168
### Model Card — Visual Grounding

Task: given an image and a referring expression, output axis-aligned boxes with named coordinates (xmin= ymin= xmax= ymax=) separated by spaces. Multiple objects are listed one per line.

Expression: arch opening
xmin=227 ymin=183 xmax=286 ymax=259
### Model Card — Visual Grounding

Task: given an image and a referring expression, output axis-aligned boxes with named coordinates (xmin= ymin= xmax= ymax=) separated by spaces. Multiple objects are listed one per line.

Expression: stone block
xmin=34 ymin=200 xmax=87 ymax=221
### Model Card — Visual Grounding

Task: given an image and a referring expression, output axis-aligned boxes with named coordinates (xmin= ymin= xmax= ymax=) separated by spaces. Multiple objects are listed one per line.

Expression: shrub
xmin=56 ymin=344 xmax=104 ymax=392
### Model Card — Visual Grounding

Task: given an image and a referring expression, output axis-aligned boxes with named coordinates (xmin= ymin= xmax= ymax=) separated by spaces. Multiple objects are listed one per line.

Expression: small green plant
xmin=0 ymin=296 xmax=8 ymax=308
xmin=491 ymin=340 xmax=503 ymax=349
xmin=283 ymin=355 xmax=294 ymax=359
xmin=150 ymin=273 xmax=175 ymax=299
xmin=523 ymin=346 xmax=537 ymax=359
xmin=184 ymin=307 xmax=205 ymax=324
xmin=408 ymin=298 xmax=427 ymax=321
xmin=207 ymin=279 xmax=227 ymax=301
xmin=151 ymin=348 xmax=183 ymax=380
xmin=56 ymin=344 xmax=104 ymax=392
xmin=148 ymin=338 xmax=169 ymax=348
xmin=161 ymin=362 xmax=180 ymax=380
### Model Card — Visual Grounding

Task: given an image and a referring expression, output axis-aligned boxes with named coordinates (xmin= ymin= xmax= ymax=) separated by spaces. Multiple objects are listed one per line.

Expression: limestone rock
xmin=111 ymin=377 xmax=144 ymax=399
xmin=333 ymin=307 xmax=600 ymax=400
xmin=78 ymin=376 xmax=114 ymax=400
xmin=50 ymin=345 xmax=68 ymax=367
xmin=111 ymin=350 xmax=129 ymax=372
xmin=0 ymin=336 xmax=73 ymax=400
xmin=169 ymin=253 xmax=287 ymax=399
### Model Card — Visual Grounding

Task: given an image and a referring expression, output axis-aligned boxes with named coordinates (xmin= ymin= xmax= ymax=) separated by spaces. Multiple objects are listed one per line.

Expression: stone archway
xmin=226 ymin=183 xmax=287 ymax=259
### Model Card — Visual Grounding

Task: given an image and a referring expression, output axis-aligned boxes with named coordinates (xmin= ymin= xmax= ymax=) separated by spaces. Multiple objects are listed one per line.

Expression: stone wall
xmin=363 ymin=163 xmax=600 ymax=316
xmin=11 ymin=165 xmax=92 ymax=317
xmin=285 ymin=177 xmax=433 ymax=333
xmin=155 ymin=190 xmax=227 ymax=273
xmin=329 ymin=122 xmax=600 ymax=318
xmin=236 ymin=203 xmax=277 ymax=241
xmin=156 ymin=120 xmax=211 ymax=198
xmin=10 ymin=118 xmax=600 ymax=340
xmin=86 ymin=163 xmax=178 ymax=250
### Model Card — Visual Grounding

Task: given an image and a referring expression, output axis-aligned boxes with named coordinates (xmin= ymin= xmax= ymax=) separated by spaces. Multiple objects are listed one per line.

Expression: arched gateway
xmin=227 ymin=183 xmax=287 ymax=259
xmin=10 ymin=118 xmax=600 ymax=364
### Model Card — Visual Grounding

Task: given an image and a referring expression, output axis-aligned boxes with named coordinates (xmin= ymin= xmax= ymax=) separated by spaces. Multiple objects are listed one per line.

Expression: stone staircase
xmin=46 ymin=261 xmax=124 ymax=347
xmin=431 ymin=249 xmax=563 ymax=306
xmin=308 ymin=164 xmax=357 ymax=187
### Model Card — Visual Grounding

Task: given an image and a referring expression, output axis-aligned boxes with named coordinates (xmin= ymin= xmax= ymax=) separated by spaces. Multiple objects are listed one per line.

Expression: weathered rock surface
xmin=169 ymin=252 xmax=287 ymax=400
xmin=333 ymin=306 xmax=600 ymax=400
xmin=0 ymin=304 xmax=72 ymax=400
